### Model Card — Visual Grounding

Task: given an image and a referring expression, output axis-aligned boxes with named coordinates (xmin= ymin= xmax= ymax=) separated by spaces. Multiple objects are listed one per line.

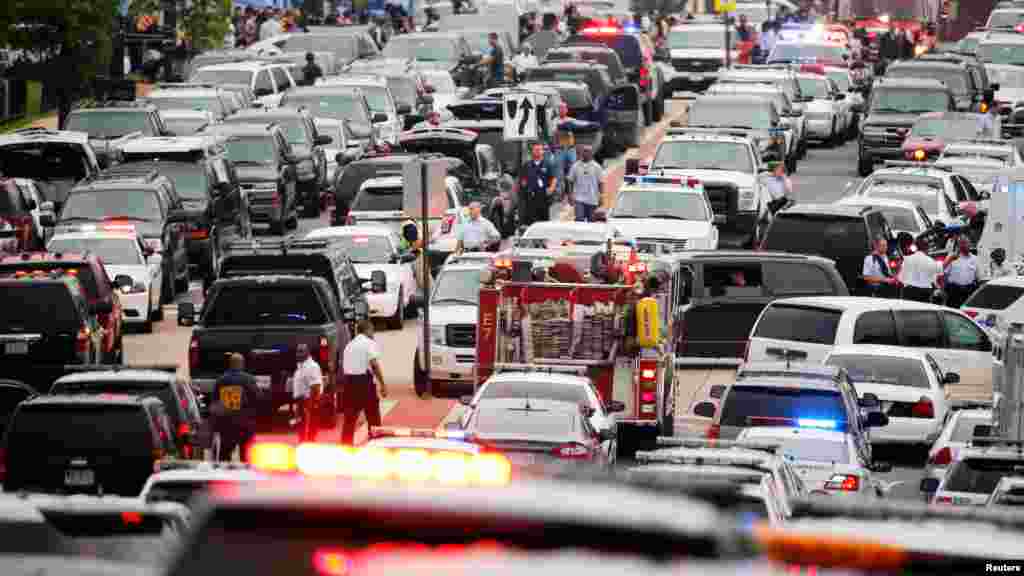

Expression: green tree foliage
xmin=127 ymin=0 xmax=232 ymax=51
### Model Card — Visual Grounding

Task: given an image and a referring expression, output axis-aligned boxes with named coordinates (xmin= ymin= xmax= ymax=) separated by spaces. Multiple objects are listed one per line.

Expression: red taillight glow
xmin=121 ymin=512 xmax=143 ymax=525
xmin=639 ymin=362 xmax=657 ymax=384
xmin=345 ymin=214 xmax=355 ymax=225
xmin=318 ymin=336 xmax=330 ymax=367
xmin=188 ymin=227 xmax=209 ymax=240
xmin=553 ymin=443 xmax=592 ymax=459
xmin=639 ymin=65 xmax=650 ymax=88
xmin=706 ymin=424 xmax=720 ymax=439
xmin=178 ymin=422 xmax=191 ymax=438
xmin=825 ymin=474 xmax=860 ymax=492
xmin=641 ymin=392 xmax=655 ymax=402
xmin=930 ymin=446 xmax=952 ymax=466
xmin=935 ymin=495 xmax=953 ymax=504
xmin=912 ymin=397 xmax=934 ymax=419
xmin=189 ymin=335 xmax=200 ymax=370
xmin=313 ymin=550 xmax=352 ymax=576
xmin=964 ymin=310 xmax=979 ymax=318
xmin=581 ymin=26 xmax=620 ymax=35
xmin=1016 ymin=23 xmax=1024 ymax=33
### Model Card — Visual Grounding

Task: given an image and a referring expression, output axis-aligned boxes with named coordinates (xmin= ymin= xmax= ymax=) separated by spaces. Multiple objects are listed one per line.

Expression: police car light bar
xmin=622 ymin=175 xmax=700 ymax=188
xmin=655 ymin=436 xmax=782 ymax=453
xmin=367 ymin=426 xmax=467 ymax=440
xmin=581 ymin=26 xmax=621 ymax=35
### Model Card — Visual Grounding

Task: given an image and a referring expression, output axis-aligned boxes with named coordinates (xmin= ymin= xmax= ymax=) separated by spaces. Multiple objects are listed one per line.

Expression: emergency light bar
xmin=62 ymin=223 xmax=137 ymax=234
xmin=622 ymin=175 xmax=701 ymax=188
xmin=655 ymin=436 xmax=782 ymax=453
xmin=636 ymin=449 xmax=770 ymax=471
xmin=367 ymin=427 xmax=469 ymax=441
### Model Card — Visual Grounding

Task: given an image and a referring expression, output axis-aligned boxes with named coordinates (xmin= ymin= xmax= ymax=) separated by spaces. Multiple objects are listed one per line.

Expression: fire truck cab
xmin=475 ymin=247 xmax=686 ymax=459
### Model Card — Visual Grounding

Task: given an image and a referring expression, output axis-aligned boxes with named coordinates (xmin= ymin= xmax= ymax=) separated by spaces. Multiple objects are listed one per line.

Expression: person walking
xmin=480 ymin=32 xmax=505 ymax=87
xmin=863 ymin=237 xmax=899 ymax=297
xmin=211 ymin=353 xmax=264 ymax=462
xmin=567 ymin=144 xmax=603 ymax=222
xmin=290 ymin=343 xmax=324 ymax=442
xmin=340 ymin=320 xmax=388 ymax=444
xmin=899 ymin=237 xmax=942 ymax=302
xmin=456 ymin=201 xmax=501 ymax=253
xmin=763 ymin=161 xmax=792 ymax=212
xmin=552 ymin=102 xmax=579 ymax=199
xmin=944 ymin=236 xmax=980 ymax=308
xmin=302 ymin=52 xmax=324 ymax=86
xmin=518 ymin=142 xmax=556 ymax=227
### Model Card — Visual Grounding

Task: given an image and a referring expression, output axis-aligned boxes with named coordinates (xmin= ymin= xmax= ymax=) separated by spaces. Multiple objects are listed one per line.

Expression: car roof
xmin=777 ymin=203 xmax=874 ymax=217
xmin=306 ymin=225 xmax=394 ymax=239
xmin=148 ymin=88 xmax=221 ymax=98
xmin=520 ymin=80 xmax=590 ymax=93
xmin=476 ymin=397 xmax=587 ymax=413
xmin=826 ymin=344 xmax=931 ymax=361
xmin=48 ymin=230 xmax=140 ymax=242
xmin=869 ymin=166 xmax=949 ymax=179
xmin=694 ymin=94 xmax=774 ymax=106
xmin=836 ymin=196 xmax=921 ymax=211
xmin=291 ymin=85 xmax=363 ymax=96
xmin=889 ymin=60 xmax=967 ymax=71
xmin=738 ymin=362 xmax=844 ymax=380
xmin=158 ymin=109 xmax=213 ymax=119
xmin=228 ymin=107 xmax=306 ymax=120
xmin=0 ymin=128 xmax=90 ymax=146
xmin=941 ymin=141 xmax=1015 ymax=153
xmin=534 ymin=61 xmax=608 ymax=71
xmin=120 ymin=136 xmax=219 ymax=153
xmin=53 ymin=369 xmax=178 ymax=385
xmin=146 ymin=467 xmax=269 ymax=483
xmin=767 ymin=295 xmax=949 ymax=313
xmin=485 ymin=371 xmax=592 ymax=387
xmin=523 ymin=221 xmax=614 ymax=235
xmin=673 ymin=250 xmax=835 ymax=264
xmin=916 ymin=111 xmax=983 ymax=121
xmin=739 ymin=426 xmax=848 ymax=443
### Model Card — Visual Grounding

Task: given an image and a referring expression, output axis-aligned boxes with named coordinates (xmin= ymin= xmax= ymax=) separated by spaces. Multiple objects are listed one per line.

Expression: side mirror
xmin=859 ymin=393 xmax=880 ymax=408
xmin=605 ymin=400 xmax=625 ymax=413
xmin=693 ymin=401 xmax=716 ymax=418
xmin=177 ymin=301 xmax=196 ymax=326
xmin=167 ymin=209 xmax=189 ymax=224
xmin=459 ymin=395 xmax=474 ymax=406
xmin=599 ymin=428 xmax=616 ymax=442
xmin=370 ymin=270 xmax=387 ymax=293
xmin=920 ymin=477 xmax=940 ymax=493
xmin=943 ymin=372 xmax=960 ymax=385
xmin=870 ymin=461 xmax=894 ymax=473
xmin=713 ymin=214 xmax=726 ymax=225
xmin=39 ymin=212 xmax=56 ymax=227
xmin=865 ymin=411 xmax=889 ymax=428
xmin=372 ymin=112 xmax=389 ymax=123
xmin=396 ymin=104 xmax=412 ymax=115
xmin=315 ymin=134 xmax=333 ymax=146
xmin=456 ymin=87 xmax=471 ymax=99
xmin=113 ymin=274 xmax=134 ymax=294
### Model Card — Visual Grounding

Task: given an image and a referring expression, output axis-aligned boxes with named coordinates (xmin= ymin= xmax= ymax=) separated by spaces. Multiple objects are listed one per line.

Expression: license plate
xmin=254 ymin=376 xmax=271 ymax=390
xmin=65 ymin=469 xmax=95 ymax=487
xmin=507 ymin=453 xmax=537 ymax=466
xmin=4 ymin=342 xmax=27 ymax=355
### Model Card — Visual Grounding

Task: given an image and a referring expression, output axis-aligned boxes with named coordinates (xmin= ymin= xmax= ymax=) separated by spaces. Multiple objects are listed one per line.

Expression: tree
xmin=127 ymin=0 xmax=232 ymax=51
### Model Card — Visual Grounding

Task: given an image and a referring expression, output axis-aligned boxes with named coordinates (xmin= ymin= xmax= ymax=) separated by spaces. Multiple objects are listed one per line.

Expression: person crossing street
xmin=301 ymin=52 xmax=323 ymax=86
xmin=211 ymin=353 xmax=264 ymax=462
xmin=341 ymin=320 xmax=388 ymax=445
xmin=456 ymin=201 xmax=501 ymax=253
xmin=567 ymin=145 xmax=603 ymax=222
xmin=518 ymin=142 xmax=556 ymax=226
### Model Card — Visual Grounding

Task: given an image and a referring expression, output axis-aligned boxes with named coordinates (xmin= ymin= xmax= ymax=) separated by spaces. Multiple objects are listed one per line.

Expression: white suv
xmin=190 ymin=61 xmax=296 ymax=108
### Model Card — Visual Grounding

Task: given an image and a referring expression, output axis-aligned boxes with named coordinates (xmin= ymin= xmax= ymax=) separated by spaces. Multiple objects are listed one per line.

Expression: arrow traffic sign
xmin=503 ymin=93 xmax=537 ymax=141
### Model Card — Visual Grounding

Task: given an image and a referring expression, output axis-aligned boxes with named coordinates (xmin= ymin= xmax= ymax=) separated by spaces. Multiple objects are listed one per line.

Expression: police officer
xmin=341 ymin=320 xmax=388 ymax=445
xmin=863 ymin=237 xmax=899 ymax=297
xmin=944 ymin=236 xmax=979 ymax=308
xmin=302 ymin=52 xmax=323 ymax=86
xmin=211 ymin=353 xmax=264 ymax=462
xmin=290 ymin=343 xmax=323 ymax=441
xmin=899 ymin=237 xmax=942 ymax=302
xmin=518 ymin=142 xmax=556 ymax=227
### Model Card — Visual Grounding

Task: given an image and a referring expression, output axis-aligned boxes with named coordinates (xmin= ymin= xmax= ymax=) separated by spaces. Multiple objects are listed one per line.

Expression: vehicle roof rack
xmin=61 ymin=364 xmax=178 ymax=375
xmin=491 ymin=362 xmax=588 ymax=376
xmin=949 ymin=400 xmax=993 ymax=411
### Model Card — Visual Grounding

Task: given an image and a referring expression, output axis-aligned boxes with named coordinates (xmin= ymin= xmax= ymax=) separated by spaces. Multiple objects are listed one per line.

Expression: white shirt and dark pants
xmin=341 ymin=334 xmax=382 ymax=444
xmin=945 ymin=253 xmax=979 ymax=308
xmin=899 ymin=250 xmax=941 ymax=302
xmin=291 ymin=356 xmax=324 ymax=441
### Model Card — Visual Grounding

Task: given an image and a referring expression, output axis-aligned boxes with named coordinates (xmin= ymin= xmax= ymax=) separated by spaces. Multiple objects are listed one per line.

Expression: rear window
xmin=474 ymin=407 xmax=576 ymax=436
xmin=352 ymin=187 xmax=403 ymax=212
xmin=204 ymin=285 xmax=328 ymax=325
xmin=480 ymin=381 xmax=588 ymax=405
xmin=50 ymin=380 xmax=177 ymax=422
xmin=944 ymin=458 xmax=1024 ymax=494
xmin=336 ymin=161 xmax=405 ymax=197
xmin=763 ymin=262 xmax=837 ymax=296
xmin=753 ymin=304 xmax=841 ymax=345
xmin=720 ymin=386 xmax=847 ymax=431
xmin=825 ymin=355 xmax=930 ymax=389
xmin=778 ymin=437 xmax=849 ymax=464
xmin=9 ymin=404 xmax=152 ymax=453
xmin=0 ymin=284 xmax=82 ymax=332
xmin=763 ymin=215 xmax=868 ymax=257
xmin=683 ymin=305 xmax=764 ymax=342
xmin=220 ymin=255 xmax=334 ymax=288
xmin=964 ymin=283 xmax=1024 ymax=311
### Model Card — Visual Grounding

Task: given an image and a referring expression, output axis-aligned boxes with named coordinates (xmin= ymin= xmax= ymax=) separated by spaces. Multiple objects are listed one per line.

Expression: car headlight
xmin=738 ymin=187 xmax=756 ymax=210
xmin=430 ymin=325 xmax=445 ymax=346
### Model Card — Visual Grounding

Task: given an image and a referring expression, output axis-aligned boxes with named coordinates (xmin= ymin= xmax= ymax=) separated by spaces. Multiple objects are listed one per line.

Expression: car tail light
xmin=706 ymin=424 xmax=720 ymax=439
xmin=441 ymin=214 xmax=455 ymax=235
xmin=964 ymin=309 xmax=978 ymax=318
xmin=930 ymin=446 xmax=952 ymax=466
xmin=639 ymin=65 xmax=650 ymax=89
xmin=553 ymin=443 xmax=592 ymax=459
xmin=824 ymin=474 xmax=860 ymax=491
xmin=271 ymin=192 xmax=281 ymax=207
xmin=189 ymin=335 xmax=200 ymax=370
xmin=318 ymin=336 xmax=330 ymax=367
xmin=935 ymin=495 xmax=953 ymax=504
xmin=637 ymin=359 xmax=658 ymax=418
xmin=178 ymin=422 xmax=191 ymax=438
xmin=912 ymin=397 xmax=934 ymax=419
xmin=188 ymin=227 xmax=209 ymax=240
xmin=76 ymin=327 xmax=91 ymax=355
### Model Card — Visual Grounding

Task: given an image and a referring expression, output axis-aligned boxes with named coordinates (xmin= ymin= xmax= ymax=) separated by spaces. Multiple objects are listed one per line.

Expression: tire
xmin=858 ymin=154 xmax=873 ymax=177
xmin=387 ymin=289 xmax=404 ymax=330
xmin=652 ymin=92 xmax=665 ymax=122
xmin=414 ymin=351 xmax=428 ymax=397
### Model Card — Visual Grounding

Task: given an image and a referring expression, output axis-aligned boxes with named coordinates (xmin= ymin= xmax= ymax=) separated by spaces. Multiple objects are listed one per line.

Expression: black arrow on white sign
xmin=518 ymin=97 xmax=533 ymax=135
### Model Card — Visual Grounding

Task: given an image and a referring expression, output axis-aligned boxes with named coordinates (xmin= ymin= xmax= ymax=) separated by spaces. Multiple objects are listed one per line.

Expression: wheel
xmin=858 ymin=154 xmax=873 ymax=177
xmin=386 ymin=289 xmax=404 ymax=330
xmin=652 ymin=92 xmax=665 ymax=122
xmin=175 ymin=260 xmax=190 ymax=293
xmin=413 ymin=351 xmax=428 ymax=397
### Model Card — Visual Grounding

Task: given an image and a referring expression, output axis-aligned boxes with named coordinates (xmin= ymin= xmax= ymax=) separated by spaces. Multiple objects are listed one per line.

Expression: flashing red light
xmin=1016 ymin=23 xmax=1024 ymax=33
xmin=706 ymin=424 xmax=720 ymax=439
xmin=121 ymin=512 xmax=143 ymax=525
xmin=825 ymin=474 xmax=860 ymax=491
xmin=868 ymin=31 xmax=877 ymax=39
xmin=641 ymin=392 xmax=655 ymax=402
xmin=177 ymin=422 xmax=190 ymax=438
xmin=935 ymin=495 xmax=953 ymax=504
xmin=639 ymin=65 xmax=650 ymax=88
xmin=581 ymin=26 xmax=621 ymax=35
xmin=313 ymin=550 xmax=352 ymax=576
xmin=103 ymin=223 xmax=136 ymax=232
xmin=930 ymin=446 xmax=952 ymax=466
xmin=188 ymin=227 xmax=209 ymax=240
xmin=912 ymin=397 xmax=935 ymax=419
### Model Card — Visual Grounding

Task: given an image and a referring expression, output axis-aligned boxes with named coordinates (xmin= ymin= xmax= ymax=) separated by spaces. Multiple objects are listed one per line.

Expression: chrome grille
xmin=636 ymin=237 xmax=688 ymax=252
xmin=446 ymin=324 xmax=476 ymax=348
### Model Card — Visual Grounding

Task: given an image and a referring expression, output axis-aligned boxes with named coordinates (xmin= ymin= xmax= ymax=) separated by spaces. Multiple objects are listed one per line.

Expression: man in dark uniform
xmin=518 ymin=142 xmax=556 ymax=227
xmin=341 ymin=319 xmax=388 ymax=444
xmin=211 ymin=353 xmax=265 ymax=462
xmin=302 ymin=52 xmax=323 ymax=86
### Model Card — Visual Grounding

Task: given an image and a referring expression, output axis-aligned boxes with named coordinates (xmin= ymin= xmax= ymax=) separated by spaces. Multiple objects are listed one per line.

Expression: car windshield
xmin=978 ymin=42 xmax=1024 ymax=64
xmin=64 ymin=111 xmax=153 ymax=138
xmin=826 ymin=355 xmax=930 ymax=388
xmin=720 ymin=386 xmax=848 ymax=431
xmin=871 ymin=88 xmax=949 ymax=113
xmin=827 ymin=71 xmax=852 ymax=91
xmin=951 ymin=415 xmax=991 ymax=442
xmin=162 ymin=117 xmax=209 ymax=136
xmin=945 ymin=458 xmax=1024 ymax=495
xmin=763 ymin=216 xmax=870 ymax=259
xmin=770 ymin=43 xmax=845 ymax=62
xmin=474 ymin=406 xmax=575 ymax=436
xmin=227 ymin=117 xmax=306 ymax=145
xmin=223 ymin=137 xmax=276 ymax=165
xmin=965 ymin=283 xmax=1024 ymax=310
xmin=422 ymin=72 xmax=456 ymax=94
xmin=480 ymin=380 xmax=588 ymax=405
xmin=778 ymin=437 xmax=850 ymax=464
xmin=145 ymin=96 xmax=224 ymax=118
xmin=47 ymin=237 xmax=141 ymax=265
xmin=652 ymin=141 xmax=754 ymax=172
xmin=667 ymin=28 xmax=734 ymax=49
xmin=432 ymin=268 xmax=482 ymax=305
xmin=612 ymin=189 xmax=709 ymax=221
xmin=911 ymin=117 xmax=988 ymax=139
xmin=62 ymin=190 xmax=162 ymax=222
xmin=190 ymin=68 xmax=254 ymax=86
xmin=689 ymin=101 xmax=775 ymax=129
xmin=383 ymin=37 xmax=458 ymax=61
xmin=146 ymin=163 xmax=209 ymax=200
xmin=875 ymin=206 xmax=924 ymax=232
xmin=0 ymin=284 xmax=82 ymax=332
xmin=205 ymin=285 xmax=328 ymax=325
xmin=281 ymin=92 xmax=366 ymax=122
xmin=324 ymin=235 xmax=392 ymax=263
xmin=522 ymin=226 xmax=606 ymax=246
xmin=796 ymin=77 xmax=830 ymax=99
xmin=890 ymin=66 xmax=968 ymax=95
xmin=863 ymin=182 xmax=939 ymax=215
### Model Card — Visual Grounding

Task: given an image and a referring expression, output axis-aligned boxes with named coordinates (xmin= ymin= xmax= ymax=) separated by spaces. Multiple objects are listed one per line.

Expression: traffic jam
xmin=4 ymin=0 xmax=1024 ymax=573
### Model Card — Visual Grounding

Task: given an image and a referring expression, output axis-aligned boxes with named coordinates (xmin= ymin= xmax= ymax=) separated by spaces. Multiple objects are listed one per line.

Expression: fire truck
xmin=474 ymin=246 xmax=683 ymax=459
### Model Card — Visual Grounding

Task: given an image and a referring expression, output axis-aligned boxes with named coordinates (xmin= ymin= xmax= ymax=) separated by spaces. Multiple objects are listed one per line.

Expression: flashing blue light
xmin=623 ymin=25 xmax=639 ymax=33
xmin=443 ymin=430 xmax=467 ymax=439
xmin=797 ymin=418 xmax=837 ymax=429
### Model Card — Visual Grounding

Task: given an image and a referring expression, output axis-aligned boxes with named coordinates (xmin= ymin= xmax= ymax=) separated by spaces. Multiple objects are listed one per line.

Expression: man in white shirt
xmin=863 ymin=237 xmax=899 ymax=297
xmin=944 ymin=236 xmax=979 ymax=307
xmin=456 ymin=202 xmax=500 ymax=253
xmin=290 ymin=343 xmax=324 ymax=441
xmin=899 ymin=237 xmax=941 ymax=302
xmin=341 ymin=320 xmax=388 ymax=444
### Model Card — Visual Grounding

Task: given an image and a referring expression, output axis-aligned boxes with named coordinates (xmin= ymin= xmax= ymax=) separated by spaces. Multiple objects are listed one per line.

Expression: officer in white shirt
xmin=290 ymin=343 xmax=324 ymax=441
xmin=899 ymin=237 xmax=941 ymax=302
xmin=944 ymin=236 xmax=979 ymax=307
xmin=341 ymin=319 xmax=388 ymax=444
xmin=863 ymin=237 xmax=898 ymax=297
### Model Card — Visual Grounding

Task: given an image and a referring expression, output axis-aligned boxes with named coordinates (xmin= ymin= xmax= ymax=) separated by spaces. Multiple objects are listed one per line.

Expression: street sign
xmin=503 ymin=93 xmax=538 ymax=141
xmin=714 ymin=0 xmax=736 ymax=13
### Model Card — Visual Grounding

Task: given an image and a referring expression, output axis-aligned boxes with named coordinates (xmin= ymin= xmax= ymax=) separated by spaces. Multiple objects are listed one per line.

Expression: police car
xmin=608 ymin=174 xmax=719 ymax=253
xmin=304 ymin=225 xmax=418 ymax=329
xmin=140 ymin=461 xmax=270 ymax=506
xmin=46 ymin=223 xmax=162 ymax=332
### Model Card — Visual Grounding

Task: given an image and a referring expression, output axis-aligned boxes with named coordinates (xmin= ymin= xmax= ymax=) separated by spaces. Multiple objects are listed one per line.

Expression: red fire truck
xmin=474 ymin=252 xmax=682 ymax=459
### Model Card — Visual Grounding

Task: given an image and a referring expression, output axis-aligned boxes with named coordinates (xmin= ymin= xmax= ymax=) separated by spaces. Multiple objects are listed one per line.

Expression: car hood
xmin=655 ymin=168 xmax=756 ymax=187
xmin=429 ymin=303 xmax=478 ymax=326
xmin=669 ymin=48 xmax=732 ymax=61
xmin=398 ymin=128 xmax=476 ymax=156
xmin=863 ymin=113 xmax=921 ymax=127
xmin=235 ymin=165 xmax=278 ymax=182
xmin=609 ymin=218 xmax=715 ymax=239
xmin=104 ymin=264 xmax=150 ymax=284
xmin=352 ymin=262 xmax=402 ymax=286
xmin=854 ymin=382 xmax=930 ymax=404
xmin=901 ymin=137 xmax=946 ymax=152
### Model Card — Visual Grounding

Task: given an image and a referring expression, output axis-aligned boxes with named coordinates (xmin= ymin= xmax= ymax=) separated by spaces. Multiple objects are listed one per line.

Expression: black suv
xmin=221 ymin=107 xmax=331 ymax=218
xmin=885 ymin=59 xmax=984 ymax=113
xmin=63 ymin=102 xmax=172 ymax=168
xmin=206 ymin=123 xmax=299 ymax=235
xmin=673 ymin=251 xmax=849 ymax=359
xmin=50 ymin=165 xmax=191 ymax=300
xmin=332 ymin=152 xmax=446 ymax=225
xmin=543 ymin=45 xmax=629 ymax=85
xmin=761 ymin=204 xmax=898 ymax=297
xmin=857 ymin=77 xmax=955 ymax=176
xmin=4 ymin=394 xmax=178 ymax=496
xmin=120 ymin=137 xmax=253 ymax=280
xmin=563 ymin=29 xmax=666 ymax=125
xmin=916 ymin=52 xmax=997 ymax=108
